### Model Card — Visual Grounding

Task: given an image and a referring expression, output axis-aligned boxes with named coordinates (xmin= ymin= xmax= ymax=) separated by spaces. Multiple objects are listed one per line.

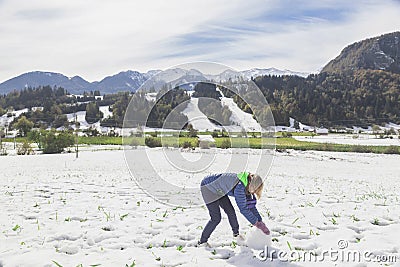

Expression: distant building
xmin=274 ymin=126 xmax=296 ymax=132
xmin=316 ymin=128 xmax=329 ymax=135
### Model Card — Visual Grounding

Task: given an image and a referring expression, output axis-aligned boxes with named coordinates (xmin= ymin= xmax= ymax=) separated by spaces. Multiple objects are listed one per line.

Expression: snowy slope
xmin=66 ymin=111 xmax=90 ymax=129
xmin=220 ymin=97 xmax=262 ymax=132
xmin=0 ymin=108 xmax=29 ymax=127
xmin=216 ymin=88 xmax=263 ymax=132
xmin=99 ymin=106 xmax=112 ymax=119
xmin=181 ymin=98 xmax=221 ymax=131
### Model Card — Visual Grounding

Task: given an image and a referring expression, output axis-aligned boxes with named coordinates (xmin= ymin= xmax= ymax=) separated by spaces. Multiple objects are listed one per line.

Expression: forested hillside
xmin=252 ymin=70 xmax=400 ymax=127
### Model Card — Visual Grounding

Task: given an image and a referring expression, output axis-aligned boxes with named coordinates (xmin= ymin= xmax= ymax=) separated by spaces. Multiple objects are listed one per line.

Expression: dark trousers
xmin=200 ymin=194 xmax=239 ymax=243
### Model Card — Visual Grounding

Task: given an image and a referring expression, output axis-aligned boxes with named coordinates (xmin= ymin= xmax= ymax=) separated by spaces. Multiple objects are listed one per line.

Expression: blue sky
xmin=0 ymin=0 xmax=400 ymax=82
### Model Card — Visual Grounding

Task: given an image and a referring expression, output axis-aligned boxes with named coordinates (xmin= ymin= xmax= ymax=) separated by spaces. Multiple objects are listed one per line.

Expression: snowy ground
xmin=294 ymin=135 xmax=400 ymax=146
xmin=0 ymin=149 xmax=399 ymax=267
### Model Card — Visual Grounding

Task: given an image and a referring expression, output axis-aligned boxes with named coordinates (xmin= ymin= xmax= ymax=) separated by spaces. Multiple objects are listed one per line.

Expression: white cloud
xmin=0 ymin=0 xmax=399 ymax=82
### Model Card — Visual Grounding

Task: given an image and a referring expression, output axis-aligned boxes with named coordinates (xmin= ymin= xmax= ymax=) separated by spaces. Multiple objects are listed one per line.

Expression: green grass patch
xmin=6 ymin=133 xmax=398 ymax=155
xmin=276 ymin=138 xmax=399 ymax=154
xmin=79 ymin=136 xmax=122 ymax=145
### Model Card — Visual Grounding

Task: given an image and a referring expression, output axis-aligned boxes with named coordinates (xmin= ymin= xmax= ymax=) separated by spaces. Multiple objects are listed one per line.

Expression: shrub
xmin=17 ymin=140 xmax=34 ymax=155
xmin=211 ymin=130 xmax=219 ymax=138
xmin=383 ymin=145 xmax=399 ymax=154
xmin=41 ymin=131 xmax=74 ymax=154
xmin=145 ymin=137 xmax=161 ymax=148
xmin=181 ymin=141 xmax=192 ymax=149
xmin=220 ymin=139 xmax=231 ymax=149
xmin=282 ymin=132 xmax=293 ymax=138
xmin=0 ymin=146 xmax=7 ymax=156
xmin=221 ymin=130 xmax=229 ymax=138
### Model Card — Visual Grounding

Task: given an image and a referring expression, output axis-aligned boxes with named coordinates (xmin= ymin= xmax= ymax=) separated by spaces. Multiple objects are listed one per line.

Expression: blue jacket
xmin=201 ymin=173 xmax=262 ymax=225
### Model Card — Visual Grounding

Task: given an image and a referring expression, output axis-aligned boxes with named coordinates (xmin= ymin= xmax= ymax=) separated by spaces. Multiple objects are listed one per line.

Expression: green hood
xmin=237 ymin=172 xmax=249 ymax=187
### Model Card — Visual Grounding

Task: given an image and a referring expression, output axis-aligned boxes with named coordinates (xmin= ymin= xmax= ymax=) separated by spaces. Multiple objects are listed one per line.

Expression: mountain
xmin=0 ymin=67 xmax=307 ymax=95
xmin=0 ymin=71 xmax=91 ymax=94
xmin=240 ymin=68 xmax=309 ymax=79
xmin=91 ymin=70 xmax=149 ymax=94
xmin=322 ymin=31 xmax=400 ymax=74
xmin=206 ymin=68 xmax=309 ymax=82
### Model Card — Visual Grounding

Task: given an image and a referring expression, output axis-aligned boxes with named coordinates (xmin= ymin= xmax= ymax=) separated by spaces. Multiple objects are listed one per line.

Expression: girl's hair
xmin=247 ymin=174 xmax=264 ymax=199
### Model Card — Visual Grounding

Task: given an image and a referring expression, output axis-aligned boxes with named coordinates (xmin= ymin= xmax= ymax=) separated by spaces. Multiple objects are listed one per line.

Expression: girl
xmin=198 ymin=172 xmax=270 ymax=246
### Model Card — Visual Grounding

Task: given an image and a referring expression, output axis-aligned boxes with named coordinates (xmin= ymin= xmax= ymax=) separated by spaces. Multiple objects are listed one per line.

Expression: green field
xmin=2 ymin=135 xmax=399 ymax=154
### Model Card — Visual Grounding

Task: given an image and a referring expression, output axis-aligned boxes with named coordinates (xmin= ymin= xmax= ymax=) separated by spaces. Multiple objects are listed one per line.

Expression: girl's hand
xmin=254 ymin=221 xmax=270 ymax=235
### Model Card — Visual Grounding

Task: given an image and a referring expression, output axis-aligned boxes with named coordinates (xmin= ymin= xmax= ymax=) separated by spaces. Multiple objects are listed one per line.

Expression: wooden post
xmin=75 ymin=114 xmax=79 ymax=158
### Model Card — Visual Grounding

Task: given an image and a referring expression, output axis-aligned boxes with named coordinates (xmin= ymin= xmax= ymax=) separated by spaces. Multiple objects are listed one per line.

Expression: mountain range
xmin=0 ymin=68 xmax=308 ymax=95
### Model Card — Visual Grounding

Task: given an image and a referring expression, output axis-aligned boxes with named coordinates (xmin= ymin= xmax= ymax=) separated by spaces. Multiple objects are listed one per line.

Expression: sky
xmin=0 ymin=0 xmax=400 ymax=82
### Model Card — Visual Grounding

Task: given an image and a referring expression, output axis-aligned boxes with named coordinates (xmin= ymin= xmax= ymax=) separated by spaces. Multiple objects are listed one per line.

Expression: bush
xmin=282 ymin=132 xmax=292 ymax=138
xmin=383 ymin=145 xmax=399 ymax=154
xmin=0 ymin=146 xmax=7 ymax=156
xmin=17 ymin=140 xmax=34 ymax=155
xmin=211 ymin=130 xmax=219 ymax=138
xmin=145 ymin=137 xmax=161 ymax=148
xmin=27 ymin=130 xmax=42 ymax=149
xmin=220 ymin=139 xmax=231 ymax=149
xmin=181 ymin=141 xmax=192 ymax=149
xmin=221 ymin=130 xmax=229 ymax=137
xmin=41 ymin=131 xmax=74 ymax=154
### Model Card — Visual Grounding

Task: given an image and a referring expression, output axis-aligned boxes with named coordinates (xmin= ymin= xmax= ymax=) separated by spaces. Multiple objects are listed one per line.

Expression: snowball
xmin=246 ymin=227 xmax=272 ymax=250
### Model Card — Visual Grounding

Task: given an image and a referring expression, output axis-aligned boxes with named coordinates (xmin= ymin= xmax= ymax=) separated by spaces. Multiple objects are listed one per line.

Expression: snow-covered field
xmin=1 ymin=148 xmax=399 ymax=266
xmin=294 ymin=135 xmax=400 ymax=146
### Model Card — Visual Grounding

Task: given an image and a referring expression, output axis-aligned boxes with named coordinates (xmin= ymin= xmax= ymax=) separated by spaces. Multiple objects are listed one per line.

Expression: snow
xmin=99 ymin=106 xmax=112 ymax=119
xmin=220 ymin=97 xmax=262 ymax=132
xmin=385 ymin=122 xmax=400 ymax=131
xmin=181 ymin=98 xmax=221 ymax=131
xmin=0 ymin=148 xmax=399 ymax=266
xmin=216 ymin=88 xmax=263 ymax=132
xmin=246 ymin=228 xmax=272 ymax=250
xmin=294 ymin=135 xmax=400 ymax=146
xmin=145 ymin=92 xmax=157 ymax=102
xmin=0 ymin=108 xmax=29 ymax=128
xmin=66 ymin=111 xmax=90 ymax=129
xmin=198 ymin=135 xmax=215 ymax=143
xmin=65 ymin=108 xmax=111 ymax=131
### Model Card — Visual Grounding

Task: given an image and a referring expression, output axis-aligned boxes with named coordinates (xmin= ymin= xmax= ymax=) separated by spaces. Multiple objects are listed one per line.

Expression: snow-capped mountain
xmin=90 ymin=70 xmax=149 ymax=94
xmin=207 ymin=68 xmax=309 ymax=81
xmin=240 ymin=68 xmax=309 ymax=79
xmin=0 ymin=67 xmax=308 ymax=95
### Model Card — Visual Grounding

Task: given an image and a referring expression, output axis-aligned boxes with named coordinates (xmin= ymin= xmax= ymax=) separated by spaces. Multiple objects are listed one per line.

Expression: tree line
xmin=236 ymin=69 xmax=400 ymax=127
